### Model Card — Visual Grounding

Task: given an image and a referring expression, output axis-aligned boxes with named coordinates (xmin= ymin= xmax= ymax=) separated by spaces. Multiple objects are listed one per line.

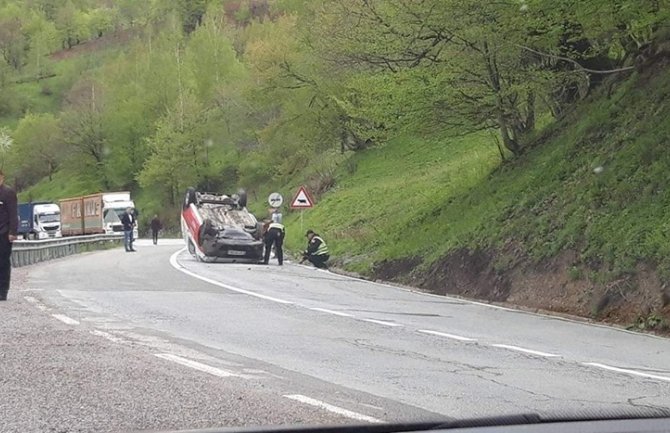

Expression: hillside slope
xmin=282 ymin=62 xmax=670 ymax=333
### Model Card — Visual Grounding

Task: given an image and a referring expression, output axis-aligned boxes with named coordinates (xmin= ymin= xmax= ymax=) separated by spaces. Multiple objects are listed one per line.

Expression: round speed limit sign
xmin=268 ymin=192 xmax=283 ymax=208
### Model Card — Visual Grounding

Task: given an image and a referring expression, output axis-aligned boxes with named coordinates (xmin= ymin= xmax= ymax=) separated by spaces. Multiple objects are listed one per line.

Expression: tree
xmin=185 ymin=11 xmax=246 ymax=102
xmin=138 ymin=95 xmax=211 ymax=205
xmin=0 ymin=5 xmax=27 ymax=70
xmin=0 ymin=127 xmax=12 ymax=171
xmin=10 ymin=113 xmax=64 ymax=183
xmin=312 ymin=1 xmax=558 ymax=155
xmin=176 ymin=0 xmax=208 ymax=34
xmin=55 ymin=0 xmax=78 ymax=49
xmin=23 ymin=10 xmax=59 ymax=77
xmin=60 ymin=77 xmax=109 ymax=187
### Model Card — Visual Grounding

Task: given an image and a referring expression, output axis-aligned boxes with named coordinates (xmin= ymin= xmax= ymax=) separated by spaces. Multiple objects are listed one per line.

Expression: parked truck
xmin=17 ymin=202 xmax=62 ymax=240
xmin=60 ymin=192 xmax=138 ymax=238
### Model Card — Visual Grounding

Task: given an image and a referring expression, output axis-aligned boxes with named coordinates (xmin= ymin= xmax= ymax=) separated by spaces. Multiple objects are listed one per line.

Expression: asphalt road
xmin=15 ymin=240 xmax=670 ymax=430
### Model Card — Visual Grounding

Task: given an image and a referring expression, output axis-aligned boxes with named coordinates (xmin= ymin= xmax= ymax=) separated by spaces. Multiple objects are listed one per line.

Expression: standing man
xmin=0 ymin=170 xmax=17 ymax=301
xmin=263 ymin=220 xmax=285 ymax=266
xmin=301 ymin=229 xmax=329 ymax=269
xmin=150 ymin=214 xmax=162 ymax=245
xmin=120 ymin=207 xmax=136 ymax=252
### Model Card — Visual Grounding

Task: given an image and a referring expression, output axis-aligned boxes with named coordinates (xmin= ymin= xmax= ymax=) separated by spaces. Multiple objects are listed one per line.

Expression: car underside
xmin=181 ymin=188 xmax=264 ymax=262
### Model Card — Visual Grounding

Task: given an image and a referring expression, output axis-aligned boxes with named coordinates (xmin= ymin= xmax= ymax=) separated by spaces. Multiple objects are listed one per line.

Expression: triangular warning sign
xmin=290 ymin=186 xmax=314 ymax=209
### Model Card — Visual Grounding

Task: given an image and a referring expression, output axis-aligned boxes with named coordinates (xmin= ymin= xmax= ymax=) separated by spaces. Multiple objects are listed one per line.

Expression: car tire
xmin=184 ymin=187 xmax=197 ymax=210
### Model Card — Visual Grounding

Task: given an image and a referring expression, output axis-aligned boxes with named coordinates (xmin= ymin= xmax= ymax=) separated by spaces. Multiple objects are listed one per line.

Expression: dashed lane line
xmin=24 ymin=296 xmax=50 ymax=312
xmin=361 ymin=318 xmax=403 ymax=327
xmin=309 ymin=307 xmax=354 ymax=317
xmin=491 ymin=344 xmax=560 ymax=358
xmin=155 ymin=353 xmax=244 ymax=379
xmin=417 ymin=329 xmax=477 ymax=342
xmin=171 ymin=249 xmax=670 ymax=385
xmin=583 ymin=362 xmax=670 ymax=383
xmin=90 ymin=330 xmax=128 ymax=344
xmin=283 ymin=394 xmax=384 ymax=423
xmin=51 ymin=314 xmax=80 ymax=325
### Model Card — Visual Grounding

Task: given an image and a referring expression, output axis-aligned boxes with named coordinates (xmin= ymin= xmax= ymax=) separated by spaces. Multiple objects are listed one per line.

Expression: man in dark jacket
xmin=0 ymin=170 xmax=18 ymax=300
xmin=301 ymin=229 xmax=329 ymax=269
xmin=150 ymin=214 xmax=162 ymax=245
xmin=120 ymin=207 xmax=136 ymax=252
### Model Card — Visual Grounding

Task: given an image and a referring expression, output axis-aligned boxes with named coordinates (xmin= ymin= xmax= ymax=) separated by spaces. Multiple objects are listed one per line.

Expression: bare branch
xmin=515 ymin=44 xmax=635 ymax=74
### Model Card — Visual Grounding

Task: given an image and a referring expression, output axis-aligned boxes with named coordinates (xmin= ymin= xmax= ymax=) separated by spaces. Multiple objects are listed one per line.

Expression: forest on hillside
xmin=0 ymin=0 xmax=667 ymax=225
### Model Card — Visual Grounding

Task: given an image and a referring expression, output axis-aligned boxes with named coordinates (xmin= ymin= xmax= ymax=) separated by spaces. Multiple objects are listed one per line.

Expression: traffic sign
xmin=268 ymin=192 xmax=283 ymax=207
xmin=290 ymin=186 xmax=314 ymax=209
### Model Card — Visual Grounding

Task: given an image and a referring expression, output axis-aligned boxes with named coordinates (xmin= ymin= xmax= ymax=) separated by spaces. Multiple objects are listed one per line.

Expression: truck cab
xmin=18 ymin=202 xmax=62 ymax=240
xmin=102 ymin=192 xmax=138 ymax=239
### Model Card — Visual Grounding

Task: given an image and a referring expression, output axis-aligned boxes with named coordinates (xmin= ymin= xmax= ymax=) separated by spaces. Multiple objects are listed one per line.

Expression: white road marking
xmin=90 ymin=330 xmax=128 ymax=344
xmin=418 ymin=329 xmax=476 ymax=342
xmin=492 ymin=344 xmax=560 ymax=358
xmin=169 ymin=249 xmax=293 ymax=305
xmin=68 ymin=298 xmax=91 ymax=309
xmin=309 ymin=307 xmax=354 ymax=317
xmin=51 ymin=314 xmax=80 ymax=325
xmin=155 ymin=353 xmax=244 ymax=378
xmin=361 ymin=318 xmax=403 ymax=327
xmin=583 ymin=362 xmax=670 ymax=383
xmin=24 ymin=296 xmax=50 ymax=311
xmin=283 ymin=394 xmax=383 ymax=423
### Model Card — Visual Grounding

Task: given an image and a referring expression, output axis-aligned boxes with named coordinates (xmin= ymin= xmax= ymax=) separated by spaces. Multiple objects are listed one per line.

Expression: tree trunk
xmin=525 ymin=91 xmax=535 ymax=132
xmin=497 ymin=115 xmax=521 ymax=155
xmin=482 ymin=41 xmax=521 ymax=156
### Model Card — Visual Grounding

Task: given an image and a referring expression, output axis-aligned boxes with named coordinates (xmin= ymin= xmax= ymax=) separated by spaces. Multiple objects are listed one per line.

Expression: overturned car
xmin=181 ymin=188 xmax=264 ymax=262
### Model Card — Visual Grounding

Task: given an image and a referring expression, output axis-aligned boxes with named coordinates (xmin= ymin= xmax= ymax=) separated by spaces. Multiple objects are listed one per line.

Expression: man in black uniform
xmin=263 ymin=221 xmax=285 ymax=265
xmin=0 ymin=170 xmax=18 ymax=301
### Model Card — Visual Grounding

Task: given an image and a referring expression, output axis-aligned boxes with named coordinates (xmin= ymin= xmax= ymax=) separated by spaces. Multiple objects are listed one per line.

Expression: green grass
xmin=279 ymin=67 xmax=670 ymax=283
xmin=281 ymin=132 xmax=502 ymax=272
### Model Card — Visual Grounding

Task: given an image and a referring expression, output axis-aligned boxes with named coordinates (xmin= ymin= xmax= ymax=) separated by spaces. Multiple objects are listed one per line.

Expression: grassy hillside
xmin=280 ymin=64 xmax=670 ymax=331
xmin=280 ymin=132 xmax=501 ymax=272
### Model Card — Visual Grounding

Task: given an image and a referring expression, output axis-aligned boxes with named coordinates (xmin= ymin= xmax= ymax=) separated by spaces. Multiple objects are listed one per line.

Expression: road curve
xmin=24 ymin=241 xmax=670 ymax=423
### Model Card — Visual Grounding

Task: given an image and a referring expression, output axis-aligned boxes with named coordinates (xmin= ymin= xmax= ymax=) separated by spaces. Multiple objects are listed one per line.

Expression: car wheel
xmin=184 ymin=187 xmax=197 ymax=210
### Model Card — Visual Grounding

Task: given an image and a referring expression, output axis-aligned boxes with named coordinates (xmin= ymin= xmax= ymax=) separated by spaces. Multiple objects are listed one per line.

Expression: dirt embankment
xmin=372 ymin=249 xmax=670 ymax=334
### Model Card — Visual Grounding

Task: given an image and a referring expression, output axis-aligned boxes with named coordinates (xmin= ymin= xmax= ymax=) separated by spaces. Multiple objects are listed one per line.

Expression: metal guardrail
xmin=11 ymin=234 xmax=124 ymax=268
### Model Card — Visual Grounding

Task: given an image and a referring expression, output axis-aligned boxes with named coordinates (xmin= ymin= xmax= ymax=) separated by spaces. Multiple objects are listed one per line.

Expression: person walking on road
xmin=301 ymin=229 xmax=329 ymax=269
xmin=120 ymin=207 xmax=137 ymax=252
xmin=150 ymin=214 xmax=162 ymax=245
xmin=263 ymin=220 xmax=285 ymax=265
xmin=0 ymin=170 xmax=17 ymax=301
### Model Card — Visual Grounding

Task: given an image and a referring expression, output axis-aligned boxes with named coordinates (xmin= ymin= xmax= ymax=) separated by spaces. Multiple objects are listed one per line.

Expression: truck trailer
xmin=60 ymin=192 xmax=138 ymax=238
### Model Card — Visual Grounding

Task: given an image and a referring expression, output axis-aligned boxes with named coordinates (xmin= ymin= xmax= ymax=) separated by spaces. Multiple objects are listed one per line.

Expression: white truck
xmin=102 ymin=192 xmax=139 ymax=238
xmin=17 ymin=202 xmax=62 ymax=240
